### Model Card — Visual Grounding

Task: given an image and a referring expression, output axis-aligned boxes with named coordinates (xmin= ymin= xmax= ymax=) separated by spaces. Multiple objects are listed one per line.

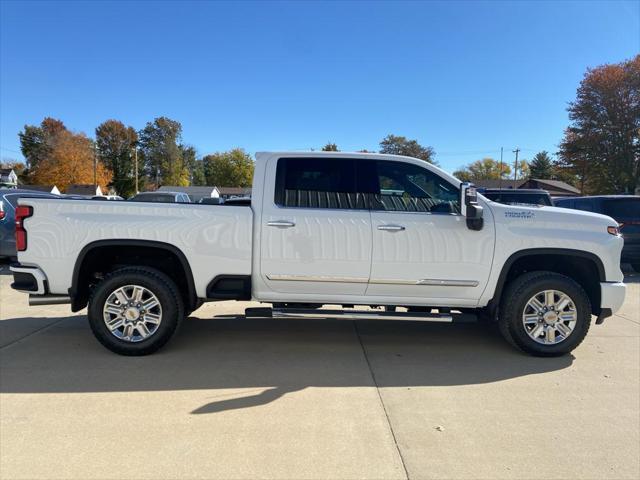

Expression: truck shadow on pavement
xmin=0 ymin=314 xmax=574 ymax=414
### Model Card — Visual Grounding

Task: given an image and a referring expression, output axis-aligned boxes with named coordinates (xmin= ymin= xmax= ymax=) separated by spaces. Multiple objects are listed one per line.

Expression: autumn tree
xmin=30 ymin=130 xmax=111 ymax=191
xmin=203 ymin=148 xmax=254 ymax=187
xmin=379 ymin=134 xmax=436 ymax=164
xmin=138 ymin=117 xmax=189 ymax=187
xmin=528 ymin=151 xmax=554 ymax=179
xmin=322 ymin=142 xmax=339 ymax=151
xmin=558 ymin=55 xmax=639 ymax=194
xmin=18 ymin=117 xmax=68 ymax=173
xmin=514 ymin=159 xmax=529 ymax=180
xmin=453 ymin=158 xmax=511 ymax=181
xmin=95 ymin=120 xmax=138 ymax=197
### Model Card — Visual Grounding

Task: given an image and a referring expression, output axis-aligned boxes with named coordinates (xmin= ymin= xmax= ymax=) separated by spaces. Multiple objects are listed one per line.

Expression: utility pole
xmin=499 ymin=147 xmax=504 ymax=189
xmin=93 ymin=143 xmax=98 ymax=189
xmin=512 ymin=147 xmax=520 ymax=181
xmin=134 ymin=146 xmax=139 ymax=194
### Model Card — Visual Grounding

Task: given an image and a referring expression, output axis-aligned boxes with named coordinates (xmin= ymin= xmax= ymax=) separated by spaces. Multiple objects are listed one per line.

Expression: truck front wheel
xmin=499 ymin=271 xmax=591 ymax=356
xmin=87 ymin=267 xmax=184 ymax=355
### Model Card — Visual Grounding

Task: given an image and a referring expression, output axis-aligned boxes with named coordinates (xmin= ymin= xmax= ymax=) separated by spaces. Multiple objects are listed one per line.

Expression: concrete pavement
xmin=1 ymin=270 xmax=638 ymax=479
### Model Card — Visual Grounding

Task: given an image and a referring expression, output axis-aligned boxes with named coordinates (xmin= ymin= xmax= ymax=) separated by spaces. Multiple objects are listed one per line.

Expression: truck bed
xmin=17 ymin=198 xmax=253 ymax=297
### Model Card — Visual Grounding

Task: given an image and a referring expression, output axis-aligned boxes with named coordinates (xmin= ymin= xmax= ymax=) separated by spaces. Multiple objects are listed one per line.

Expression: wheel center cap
xmin=124 ymin=307 xmax=140 ymax=321
xmin=543 ymin=311 xmax=558 ymax=325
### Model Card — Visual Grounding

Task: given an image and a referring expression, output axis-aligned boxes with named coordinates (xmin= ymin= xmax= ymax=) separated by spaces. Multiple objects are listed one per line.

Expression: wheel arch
xmin=70 ymin=239 xmax=197 ymax=312
xmin=489 ymin=248 xmax=605 ymax=317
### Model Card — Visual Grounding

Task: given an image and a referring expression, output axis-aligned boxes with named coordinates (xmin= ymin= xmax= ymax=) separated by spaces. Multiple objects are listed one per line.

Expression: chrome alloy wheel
xmin=102 ymin=285 xmax=162 ymax=342
xmin=522 ymin=289 xmax=577 ymax=345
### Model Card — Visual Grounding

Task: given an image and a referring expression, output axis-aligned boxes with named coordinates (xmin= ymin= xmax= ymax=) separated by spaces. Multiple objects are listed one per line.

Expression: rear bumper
xmin=10 ymin=264 xmax=48 ymax=294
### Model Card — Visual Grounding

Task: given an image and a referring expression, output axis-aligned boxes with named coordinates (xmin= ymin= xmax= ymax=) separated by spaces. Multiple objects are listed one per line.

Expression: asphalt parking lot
xmin=1 ymin=268 xmax=638 ymax=480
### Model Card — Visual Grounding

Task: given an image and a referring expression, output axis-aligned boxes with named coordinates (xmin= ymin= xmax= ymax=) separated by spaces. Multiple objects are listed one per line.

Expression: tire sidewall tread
xmin=499 ymin=271 xmax=592 ymax=357
xmin=87 ymin=266 xmax=184 ymax=356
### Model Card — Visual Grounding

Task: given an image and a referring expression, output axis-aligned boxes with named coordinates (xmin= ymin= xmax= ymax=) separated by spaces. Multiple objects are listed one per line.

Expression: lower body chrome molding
xmin=266 ymin=274 xmax=478 ymax=287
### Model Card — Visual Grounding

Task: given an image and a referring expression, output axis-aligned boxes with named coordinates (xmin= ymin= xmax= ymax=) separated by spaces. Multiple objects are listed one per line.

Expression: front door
xmin=365 ymin=160 xmax=495 ymax=305
xmin=259 ymin=156 xmax=372 ymax=297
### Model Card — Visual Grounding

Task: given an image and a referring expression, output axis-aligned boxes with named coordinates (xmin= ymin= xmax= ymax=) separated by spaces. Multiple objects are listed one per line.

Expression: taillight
xmin=15 ymin=205 xmax=33 ymax=251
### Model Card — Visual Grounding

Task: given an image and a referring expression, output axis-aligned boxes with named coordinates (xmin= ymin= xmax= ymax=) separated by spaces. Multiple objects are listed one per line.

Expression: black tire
xmin=87 ymin=267 xmax=184 ymax=356
xmin=498 ymin=271 xmax=591 ymax=357
xmin=631 ymin=263 xmax=640 ymax=273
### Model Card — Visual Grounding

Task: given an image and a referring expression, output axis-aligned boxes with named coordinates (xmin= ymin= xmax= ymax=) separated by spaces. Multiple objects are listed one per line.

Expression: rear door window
xmin=274 ymin=157 xmax=363 ymax=209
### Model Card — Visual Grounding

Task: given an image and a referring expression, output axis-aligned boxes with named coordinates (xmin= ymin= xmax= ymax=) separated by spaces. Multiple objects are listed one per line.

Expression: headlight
xmin=607 ymin=225 xmax=621 ymax=236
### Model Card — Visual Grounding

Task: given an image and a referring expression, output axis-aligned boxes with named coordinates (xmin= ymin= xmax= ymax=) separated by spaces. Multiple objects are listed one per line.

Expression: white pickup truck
xmin=10 ymin=151 xmax=626 ymax=356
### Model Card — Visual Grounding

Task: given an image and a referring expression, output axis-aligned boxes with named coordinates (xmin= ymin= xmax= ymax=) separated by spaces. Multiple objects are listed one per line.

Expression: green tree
xmin=138 ymin=117 xmax=189 ymax=187
xmin=528 ymin=151 xmax=554 ymax=179
xmin=558 ymin=55 xmax=639 ymax=194
xmin=18 ymin=117 xmax=68 ymax=173
xmin=191 ymin=159 xmax=207 ymax=186
xmin=95 ymin=120 xmax=138 ymax=197
xmin=453 ymin=158 xmax=511 ymax=181
xmin=379 ymin=134 xmax=436 ymax=164
xmin=180 ymin=145 xmax=206 ymax=186
xmin=322 ymin=142 xmax=338 ymax=151
xmin=203 ymin=148 xmax=254 ymax=187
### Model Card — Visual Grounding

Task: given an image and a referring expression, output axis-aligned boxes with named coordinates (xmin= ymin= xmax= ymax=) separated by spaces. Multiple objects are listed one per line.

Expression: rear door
xmin=365 ymin=159 xmax=495 ymax=304
xmin=259 ymin=156 xmax=372 ymax=296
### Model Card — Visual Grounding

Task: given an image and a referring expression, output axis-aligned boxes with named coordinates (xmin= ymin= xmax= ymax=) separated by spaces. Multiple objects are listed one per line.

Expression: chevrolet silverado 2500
xmin=10 ymin=152 xmax=626 ymax=356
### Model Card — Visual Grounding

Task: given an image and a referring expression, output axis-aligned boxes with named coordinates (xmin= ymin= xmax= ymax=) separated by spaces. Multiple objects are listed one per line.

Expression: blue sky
xmin=1 ymin=0 xmax=638 ymax=174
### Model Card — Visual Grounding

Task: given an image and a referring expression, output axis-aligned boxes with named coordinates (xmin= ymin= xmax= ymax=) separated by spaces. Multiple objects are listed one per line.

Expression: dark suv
xmin=479 ymin=188 xmax=553 ymax=206
xmin=555 ymin=195 xmax=640 ymax=272
xmin=0 ymin=188 xmax=60 ymax=260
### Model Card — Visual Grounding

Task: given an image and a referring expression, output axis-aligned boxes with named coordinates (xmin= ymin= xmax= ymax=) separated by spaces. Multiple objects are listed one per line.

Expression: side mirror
xmin=460 ymin=183 xmax=484 ymax=231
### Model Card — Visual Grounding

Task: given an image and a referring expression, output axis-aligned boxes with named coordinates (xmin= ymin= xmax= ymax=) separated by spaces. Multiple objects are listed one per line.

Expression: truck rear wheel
xmin=499 ymin=271 xmax=591 ymax=356
xmin=87 ymin=267 xmax=184 ymax=355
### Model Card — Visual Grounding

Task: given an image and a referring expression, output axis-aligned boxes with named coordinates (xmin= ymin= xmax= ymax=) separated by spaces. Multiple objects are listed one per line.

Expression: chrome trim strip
xmin=370 ymin=278 xmax=479 ymax=287
xmin=266 ymin=274 xmax=369 ymax=283
xmin=271 ymin=309 xmax=454 ymax=322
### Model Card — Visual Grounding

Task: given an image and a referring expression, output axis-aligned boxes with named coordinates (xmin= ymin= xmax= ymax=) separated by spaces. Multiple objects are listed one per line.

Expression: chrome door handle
xmin=267 ymin=220 xmax=296 ymax=228
xmin=377 ymin=224 xmax=405 ymax=231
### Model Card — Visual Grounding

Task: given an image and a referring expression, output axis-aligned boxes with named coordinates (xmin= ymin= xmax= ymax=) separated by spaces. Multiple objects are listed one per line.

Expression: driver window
xmin=372 ymin=161 xmax=460 ymax=213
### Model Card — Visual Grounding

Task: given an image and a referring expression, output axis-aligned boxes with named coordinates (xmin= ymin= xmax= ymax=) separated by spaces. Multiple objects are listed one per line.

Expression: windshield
xmin=484 ymin=192 xmax=552 ymax=206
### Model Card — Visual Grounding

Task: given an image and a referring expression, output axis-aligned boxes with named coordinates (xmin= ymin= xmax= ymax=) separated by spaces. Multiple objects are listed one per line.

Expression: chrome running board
xmin=245 ymin=308 xmax=476 ymax=323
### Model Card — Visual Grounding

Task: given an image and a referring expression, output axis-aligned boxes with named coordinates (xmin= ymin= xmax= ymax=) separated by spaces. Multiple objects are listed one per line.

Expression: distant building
xmin=0 ymin=168 xmax=18 ymax=188
xmin=519 ymin=179 xmax=581 ymax=197
xmin=217 ymin=187 xmax=252 ymax=200
xmin=21 ymin=185 xmax=61 ymax=195
xmin=66 ymin=184 xmax=103 ymax=196
xmin=473 ymin=178 xmax=580 ymax=197
xmin=158 ymin=186 xmax=220 ymax=203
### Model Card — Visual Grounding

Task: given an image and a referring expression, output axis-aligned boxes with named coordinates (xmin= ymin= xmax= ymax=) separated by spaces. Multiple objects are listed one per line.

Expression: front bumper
xmin=596 ymin=282 xmax=626 ymax=323
xmin=10 ymin=264 xmax=48 ymax=294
